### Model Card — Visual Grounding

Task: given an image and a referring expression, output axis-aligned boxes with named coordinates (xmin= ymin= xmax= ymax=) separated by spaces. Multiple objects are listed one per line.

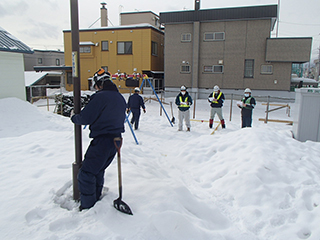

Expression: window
xmin=204 ymin=66 xmax=214 ymax=72
xmin=151 ymin=41 xmax=158 ymax=56
xmin=56 ymin=59 xmax=60 ymax=66
xmin=181 ymin=33 xmax=191 ymax=42
xmin=117 ymin=41 xmax=132 ymax=54
xmin=38 ymin=58 xmax=42 ymax=64
xmin=261 ymin=65 xmax=273 ymax=74
xmin=101 ymin=41 xmax=108 ymax=51
xmin=214 ymin=65 xmax=223 ymax=73
xmin=204 ymin=32 xmax=225 ymax=41
xmin=181 ymin=65 xmax=191 ymax=73
xmin=80 ymin=46 xmax=91 ymax=53
xmin=244 ymin=59 xmax=254 ymax=78
xmin=67 ymin=72 xmax=73 ymax=85
xmin=203 ymin=65 xmax=224 ymax=73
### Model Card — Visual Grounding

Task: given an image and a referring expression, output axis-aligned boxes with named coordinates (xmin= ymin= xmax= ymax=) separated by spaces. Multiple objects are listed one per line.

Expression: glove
xmin=208 ymin=97 xmax=214 ymax=102
xmin=143 ymin=109 xmax=146 ymax=113
xmin=70 ymin=109 xmax=75 ymax=119
xmin=126 ymin=109 xmax=130 ymax=114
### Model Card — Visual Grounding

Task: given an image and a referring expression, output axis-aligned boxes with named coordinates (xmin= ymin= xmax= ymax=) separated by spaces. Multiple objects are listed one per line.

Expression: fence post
xmin=229 ymin=93 xmax=233 ymax=121
xmin=193 ymin=98 xmax=196 ymax=119
xmin=265 ymin=96 xmax=270 ymax=123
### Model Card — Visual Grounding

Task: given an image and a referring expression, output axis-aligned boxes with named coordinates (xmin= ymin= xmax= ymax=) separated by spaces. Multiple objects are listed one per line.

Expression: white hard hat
xmin=213 ymin=85 xmax=220 ymax=91
xmin=92 ymin=68 xmax=111 ymax=88
xmin=134 ymin=87 xmax=140 ymax=92
xmin=180 ymin=85 xmax=186 ymax=91
xmin=244 ymin=88 xmax=251 ymax=93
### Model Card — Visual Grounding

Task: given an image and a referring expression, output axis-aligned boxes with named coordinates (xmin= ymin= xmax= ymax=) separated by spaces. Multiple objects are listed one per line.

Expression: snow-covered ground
xmin=0 ymin=94 xmax=319 ymax=240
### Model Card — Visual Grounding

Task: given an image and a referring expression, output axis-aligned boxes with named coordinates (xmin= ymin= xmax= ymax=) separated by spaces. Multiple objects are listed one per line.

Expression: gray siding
xmin=164 ymin=19 xmax=294 ymax=91
xmin=266 ymin=38 xmax=312 ymax=63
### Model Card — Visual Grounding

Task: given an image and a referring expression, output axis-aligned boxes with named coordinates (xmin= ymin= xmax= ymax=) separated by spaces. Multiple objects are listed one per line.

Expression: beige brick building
xmin=160 ymin=3 xmax=312 ymax=98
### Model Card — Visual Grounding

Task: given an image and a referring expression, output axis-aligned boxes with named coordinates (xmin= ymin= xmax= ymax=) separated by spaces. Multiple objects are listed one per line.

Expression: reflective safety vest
xmin=179 ymin=96 xmax=189 ymax=107
xmin=212 ymin=92 xmax=222 ymax=104
xmin=242 ymin=97 xmax=253 ymax=109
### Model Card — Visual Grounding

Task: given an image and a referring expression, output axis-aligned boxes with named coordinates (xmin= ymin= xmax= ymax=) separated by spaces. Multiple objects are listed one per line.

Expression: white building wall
xmin=0 ymin=51 xmax=26 ymax=101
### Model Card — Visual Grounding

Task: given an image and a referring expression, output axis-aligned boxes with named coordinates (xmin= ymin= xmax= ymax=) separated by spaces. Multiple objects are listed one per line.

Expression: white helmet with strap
xmin=244 ymin=88 xmax=252 ymax=93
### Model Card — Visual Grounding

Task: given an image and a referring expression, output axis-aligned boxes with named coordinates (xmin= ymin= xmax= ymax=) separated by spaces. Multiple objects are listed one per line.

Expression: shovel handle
xmin=114 ymin=137 xmax=122 ymax=151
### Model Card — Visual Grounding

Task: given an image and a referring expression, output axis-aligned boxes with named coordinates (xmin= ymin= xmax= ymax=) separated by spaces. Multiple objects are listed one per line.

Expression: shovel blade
xmin=113 ymin=198 xmax=133 ymax=215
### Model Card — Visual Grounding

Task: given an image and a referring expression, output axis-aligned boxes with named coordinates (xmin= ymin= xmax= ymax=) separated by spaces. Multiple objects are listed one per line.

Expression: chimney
xmin=101 ymin=2 xmax=108 ymax=27
xmin=195 ymin=0 xmax=200 ymax=11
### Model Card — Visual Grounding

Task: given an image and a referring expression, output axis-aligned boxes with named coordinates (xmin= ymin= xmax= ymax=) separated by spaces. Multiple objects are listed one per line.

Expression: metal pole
xmin=229 ymin=93 xmax=233 ymax=121
xmin=70 ymin=0 xmax=82 ymax=201
xmin=276 ymin=0 xmax=280 ymax=37
xmin=160 ymin=91 xmax=162 ymax=116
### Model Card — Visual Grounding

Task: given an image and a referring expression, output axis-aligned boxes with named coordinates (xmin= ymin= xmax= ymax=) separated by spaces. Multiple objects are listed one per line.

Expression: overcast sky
xmin=1 ymin=0 xmax=319 ymax=61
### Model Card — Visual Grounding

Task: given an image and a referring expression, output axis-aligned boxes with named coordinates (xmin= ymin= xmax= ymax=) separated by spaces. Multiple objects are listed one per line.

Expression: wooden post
xmin=193 ymin=98 xmax=196 ymax=119
xmin=265 ymin=96 xmax=270 ymax=123
xmin=229 ymin=93 xmax=233 ymax=121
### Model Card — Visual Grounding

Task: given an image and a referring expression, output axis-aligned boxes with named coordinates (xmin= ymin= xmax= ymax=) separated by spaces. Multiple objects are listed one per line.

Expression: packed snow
xmin=0 ymin=94 xmax=320 ymax=240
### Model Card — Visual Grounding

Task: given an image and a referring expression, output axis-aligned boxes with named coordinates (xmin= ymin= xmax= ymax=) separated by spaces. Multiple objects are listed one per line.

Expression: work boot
xmin=187 ymin=127 xmax=190 ymax=132
xmin=209 ymin=119 xmax=213 ymax=128
xmin=221 ymin=119 xmax=226 ymax=129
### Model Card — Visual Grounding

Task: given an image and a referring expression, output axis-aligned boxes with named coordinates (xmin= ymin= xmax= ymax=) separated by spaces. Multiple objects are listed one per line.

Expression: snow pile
xmin=0 ymin=96 xmax=319 ymax=240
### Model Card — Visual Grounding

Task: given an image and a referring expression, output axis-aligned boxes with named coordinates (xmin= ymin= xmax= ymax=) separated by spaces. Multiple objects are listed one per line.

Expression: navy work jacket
xmin=71 ymin=82 xmax=126 ymax=138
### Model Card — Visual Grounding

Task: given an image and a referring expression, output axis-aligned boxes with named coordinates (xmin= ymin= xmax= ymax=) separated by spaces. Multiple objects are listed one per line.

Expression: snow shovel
xmin=210 ymin=122 xmax=221 ymax=135
xmin=113 ymin=137 xmax=133 ymax=215
xmin=170 ymin=102 xmax=175 ymax=124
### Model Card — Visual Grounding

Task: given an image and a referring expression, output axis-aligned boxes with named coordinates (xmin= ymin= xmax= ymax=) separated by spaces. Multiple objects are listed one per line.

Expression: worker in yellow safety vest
xmin=208 ymin=85 xmax=226 ymax=129
xmin=175 ymin=85 xmax=193 ymax=131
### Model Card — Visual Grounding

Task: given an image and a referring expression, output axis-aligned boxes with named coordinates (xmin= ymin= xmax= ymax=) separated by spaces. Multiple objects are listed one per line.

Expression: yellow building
xmin=63 ymin=22 xmax=164 ymax=93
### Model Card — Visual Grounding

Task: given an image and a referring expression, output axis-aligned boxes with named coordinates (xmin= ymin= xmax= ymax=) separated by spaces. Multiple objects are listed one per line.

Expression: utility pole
xmin=70 ymin=0 xmax=82 ymax=201
xmin=276 ymin=0 xmax=280 ymax=37
xmin=317 ymin=45 xmax=320 ymax=81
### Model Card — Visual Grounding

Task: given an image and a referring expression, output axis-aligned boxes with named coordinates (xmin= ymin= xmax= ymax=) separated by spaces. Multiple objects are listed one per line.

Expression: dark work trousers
xmin=130 ymin=108 xmax=141 ymax=130
xmin=241 ymin=112 xmax=252 ymax=128
xmin=78 ymin=135 xmax=117 ymax=209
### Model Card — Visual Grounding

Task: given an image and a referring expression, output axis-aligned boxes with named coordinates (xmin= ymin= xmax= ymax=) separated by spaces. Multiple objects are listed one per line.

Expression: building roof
xmin=34 ymin=66 xmax=72 ymax=72
xmin=120 ymin=11 xmax=159 ymax=17
xmin=160 ymin=4 xmax=277 ymax=25
xmin=24 ymin=71 xmax=62 ymax=87
xmin=63 ymin=23 xmax=164 ymax=34
xmin=0 ymin=27 xmax=33 ymax=54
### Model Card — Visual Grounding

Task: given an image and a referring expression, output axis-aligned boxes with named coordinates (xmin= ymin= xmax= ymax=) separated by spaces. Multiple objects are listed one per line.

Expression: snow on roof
xmin=64 ymin=23 xmax=163 ymax=33
xmin=291 ymin=77 xmax=318 ymax=84
xmin=80 ymin=41 xmax=95 ymax=46
xmin=24 ymin=71 xmax=62 ymax=87
xmin=0 ymin=26 xmax=33 ymax=54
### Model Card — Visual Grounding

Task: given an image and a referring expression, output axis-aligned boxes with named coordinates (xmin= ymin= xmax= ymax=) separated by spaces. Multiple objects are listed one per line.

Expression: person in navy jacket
xmin=127 ymin=87 xmax=146 ymax=130
xmin=71 ymin=69 xmax=126 ymax=210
